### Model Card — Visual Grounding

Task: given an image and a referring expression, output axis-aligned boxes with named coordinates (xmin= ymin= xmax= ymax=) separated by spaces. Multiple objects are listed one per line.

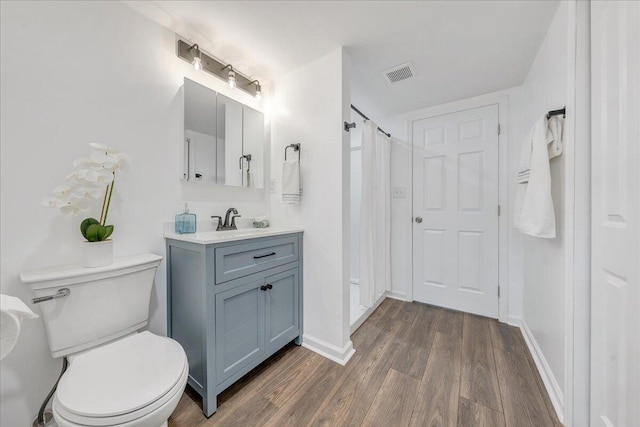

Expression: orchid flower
xmin=43 ymin=143 xmax=128 ymax=242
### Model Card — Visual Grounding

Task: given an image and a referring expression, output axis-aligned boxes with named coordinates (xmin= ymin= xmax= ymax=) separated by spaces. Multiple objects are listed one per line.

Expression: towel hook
xmin=547 ymin=107 xmax=566 ymax=119
xmin=285 ymin=143 xmax=300 ymax=161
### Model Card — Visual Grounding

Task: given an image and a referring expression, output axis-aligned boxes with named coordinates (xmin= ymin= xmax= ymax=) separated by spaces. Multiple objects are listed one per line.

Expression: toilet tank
xmin=20 ymin=254 xmax=162 ymax=358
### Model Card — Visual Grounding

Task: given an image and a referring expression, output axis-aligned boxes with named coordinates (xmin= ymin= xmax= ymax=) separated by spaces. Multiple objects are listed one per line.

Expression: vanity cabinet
xmin=166 ymin=232 xmax=303 ymax=417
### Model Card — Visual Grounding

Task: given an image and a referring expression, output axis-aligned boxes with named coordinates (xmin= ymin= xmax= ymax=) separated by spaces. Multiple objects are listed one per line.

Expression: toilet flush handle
xmin=32 ymin=288 xmax=70 ymax=304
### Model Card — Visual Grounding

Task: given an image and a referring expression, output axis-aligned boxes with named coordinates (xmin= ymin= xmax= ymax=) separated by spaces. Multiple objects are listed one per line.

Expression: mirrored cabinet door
xmin=183 ymin=77 xmax=264 ymax=189
xmin=184 ymin=78 xmax=217 ymax=182
xmin=216 ymin=94 xmax=244 ymax=187
xmin=242 ymin=106 xmax=264 ymax=189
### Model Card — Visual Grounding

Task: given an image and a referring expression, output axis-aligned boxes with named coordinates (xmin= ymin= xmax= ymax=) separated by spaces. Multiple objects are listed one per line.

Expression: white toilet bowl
xmin=50 ymin=332 xmax=187 ymax=427
xmin=21 ymin=254 xmax=187 ymax=427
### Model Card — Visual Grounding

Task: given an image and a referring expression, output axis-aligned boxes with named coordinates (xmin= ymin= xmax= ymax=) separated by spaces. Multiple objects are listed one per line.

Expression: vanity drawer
xmin=214 ymin=236 xmax=298 ymax=283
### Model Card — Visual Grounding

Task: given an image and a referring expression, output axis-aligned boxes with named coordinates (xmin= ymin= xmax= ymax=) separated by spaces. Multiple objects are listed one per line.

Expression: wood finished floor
xmin=169 ymin=299 xmax=563 ymax=427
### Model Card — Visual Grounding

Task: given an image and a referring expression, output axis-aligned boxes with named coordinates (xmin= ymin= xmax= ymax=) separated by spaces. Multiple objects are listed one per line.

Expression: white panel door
xmin=412 ymin=105 xmax=499 ymax=318
xmin=591 ymin=2 xmax=640 ymax=426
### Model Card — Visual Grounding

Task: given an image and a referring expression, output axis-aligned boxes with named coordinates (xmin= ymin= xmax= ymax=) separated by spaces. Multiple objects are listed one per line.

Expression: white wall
xmin=0 ymin=2 xmax=269 ymax=425
xmin=518 ymin=1 xmax=575 ymax=417
xmin=269 ymin=49 xmax=353 ymax=363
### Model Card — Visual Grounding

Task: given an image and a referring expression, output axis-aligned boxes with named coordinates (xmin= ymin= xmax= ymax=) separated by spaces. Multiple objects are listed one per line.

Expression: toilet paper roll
xmin=1 ymin=294 xmax=38 ymax=360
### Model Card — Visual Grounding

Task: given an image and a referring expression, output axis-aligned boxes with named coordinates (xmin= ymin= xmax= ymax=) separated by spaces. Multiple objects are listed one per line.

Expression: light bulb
xmin=192 ymin=56 xmax=202 ymax=71
xmin=255 ymin=88 xmax=262 ymax=101
xmin=228 ymin=70 xmax=236 ymax=89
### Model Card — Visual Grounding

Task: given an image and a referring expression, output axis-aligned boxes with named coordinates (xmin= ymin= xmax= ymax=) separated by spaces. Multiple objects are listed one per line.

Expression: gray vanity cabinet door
xmin=265 ymin=268 xmax=299 ymax=353
xmin=215 ymin=278 xmax=266 ymax=384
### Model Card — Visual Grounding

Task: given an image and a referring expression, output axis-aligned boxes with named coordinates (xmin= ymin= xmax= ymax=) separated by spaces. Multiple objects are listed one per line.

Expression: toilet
xmin=20 ymin=254 xmax=187 ymax=427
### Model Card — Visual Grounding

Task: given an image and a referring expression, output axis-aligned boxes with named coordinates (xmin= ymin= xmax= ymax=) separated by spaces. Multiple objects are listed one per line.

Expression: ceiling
xmin=125 ymin=1 xmax=559 ymax=118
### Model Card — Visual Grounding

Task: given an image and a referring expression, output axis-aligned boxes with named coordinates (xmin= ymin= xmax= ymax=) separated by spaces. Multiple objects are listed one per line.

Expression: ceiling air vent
xmin=383 ymin=62 xmax=416 ymax=84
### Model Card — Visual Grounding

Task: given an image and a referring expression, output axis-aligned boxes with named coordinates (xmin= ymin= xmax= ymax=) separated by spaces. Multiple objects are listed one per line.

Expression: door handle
xmin=260 ymin=285 xmax=268 ymax=291
xmin=266 ymin=284 xmax=273 ymax=290
xmin=415 ymin=217 xmax=423 ymax=223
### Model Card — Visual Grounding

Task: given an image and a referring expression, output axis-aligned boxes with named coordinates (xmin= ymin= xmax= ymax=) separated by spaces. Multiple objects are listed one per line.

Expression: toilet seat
xmin=52 ymin=332 xmax=187 ymax=426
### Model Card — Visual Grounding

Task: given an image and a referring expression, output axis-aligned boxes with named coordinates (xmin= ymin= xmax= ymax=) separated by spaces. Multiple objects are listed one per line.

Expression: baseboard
xmin=507 ymin=315 xmax=522 ymax=327
xmin=387 ymin=290 xmax=409 ymax=301
xmin=350 ymin=293 xmax=387 ymax=334
xmin=519 ymin=320 xmax=565 ymax=423
xmin=301 ymin=334 xmax=355 ymax=366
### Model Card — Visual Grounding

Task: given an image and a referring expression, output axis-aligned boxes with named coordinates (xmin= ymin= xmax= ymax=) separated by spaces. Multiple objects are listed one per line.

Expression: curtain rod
xmin=344 ymin=104 xmax=391 ymax=138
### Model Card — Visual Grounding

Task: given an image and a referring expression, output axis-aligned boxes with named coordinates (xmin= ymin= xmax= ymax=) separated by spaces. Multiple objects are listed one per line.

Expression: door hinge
xmin=497 ymin=124 xmax=501 ymax=135
xmin=497 ymin=204 xmax=501 ymax=216
xmin=498 ymin=287 xmax=501 ymax=297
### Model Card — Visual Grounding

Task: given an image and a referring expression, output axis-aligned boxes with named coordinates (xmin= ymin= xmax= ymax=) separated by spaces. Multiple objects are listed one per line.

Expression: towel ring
xmin=285 ymin=143 xmax=300 ymax=161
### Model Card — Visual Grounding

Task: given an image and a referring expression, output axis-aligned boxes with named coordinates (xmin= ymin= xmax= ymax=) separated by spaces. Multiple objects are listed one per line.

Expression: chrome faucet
xmin=212 ymin=208 xmax=241 ymax=231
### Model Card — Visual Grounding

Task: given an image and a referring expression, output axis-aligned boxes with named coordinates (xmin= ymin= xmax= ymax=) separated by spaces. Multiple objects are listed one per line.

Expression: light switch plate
xmin=392 ymin=187 xmax=406 ymax=199
xmin=270 ymin=178 xmax=277 ymax=193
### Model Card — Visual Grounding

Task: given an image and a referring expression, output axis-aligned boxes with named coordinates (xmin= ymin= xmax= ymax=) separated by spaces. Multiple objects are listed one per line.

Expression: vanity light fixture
xmin=249 ymin=80 xmax=262 ymax=101
xmin=176 ymin=39 xmax=262 ymax=100
xmin=223 ymin=65 xmax=237 ymax=89
xmin=190 ymin=44 xmax=202 ymax=71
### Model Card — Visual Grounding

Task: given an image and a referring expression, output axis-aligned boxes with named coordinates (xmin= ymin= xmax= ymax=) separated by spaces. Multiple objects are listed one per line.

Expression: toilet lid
xmin=56 ymin=331 xmax=187 ymax=418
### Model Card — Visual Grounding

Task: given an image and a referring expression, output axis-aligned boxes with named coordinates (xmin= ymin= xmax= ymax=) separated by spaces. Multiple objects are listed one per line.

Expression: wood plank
xmin=216 ymin=343 xmax=305 ymax=407
xmin=309 ymin=321 xmax=404 ymax=427
xmin=457 ymin=397 xmax=506 ymax=427
xmin=460 ymin=313 xmax=503 ymax=412
xmin=368 ymin=298 xmax=402 ymax=326
xmin=391 ymin=303 xmax=439 ymax=378
xmin=361 ymin=368 xmax=420 ymax=427
xmin=392 ymin=300 xmax=421 ymax=324
xmin=263 ymin=357 xmax=344 ymax=427
xmin=488 ymin=320 xmax=528 ymax=356
xmin=168 ymin=388 xmax=208 ymax=427
xmin=524 ymin=349 xmax=564 ymax=427
xmin=490 ymin=319 xmax=561 ymax=426
xmin=255 ymin=351 xmax=324 ymax=407
xmin=494 ymin=347 xmax=555 ymax=427
xmin=351 ymin=320 xmax=382 ymax=354
xmin=410 ymin=332 xmax=462 ymax=427
xmin=434 ymin=307 xmax=464 ymax=338
xmin=210 ymin=392 xmax=280 ymax=427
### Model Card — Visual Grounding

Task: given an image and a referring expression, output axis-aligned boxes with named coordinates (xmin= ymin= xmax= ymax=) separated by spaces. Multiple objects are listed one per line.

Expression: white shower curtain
xmin=359 ymin=120 xmax=391 ymax=308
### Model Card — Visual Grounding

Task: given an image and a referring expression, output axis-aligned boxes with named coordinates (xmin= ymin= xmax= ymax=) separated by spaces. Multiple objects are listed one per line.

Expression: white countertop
xmin=163 ymin=227 xmax=304 ymax=245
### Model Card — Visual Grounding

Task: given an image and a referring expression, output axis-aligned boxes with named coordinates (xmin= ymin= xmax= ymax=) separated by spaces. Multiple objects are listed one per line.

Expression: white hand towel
xmin=514 ymin=114 xmax=561 ymax=238
xmin=546 ymin=115 xmax=564 ymax=159
xmin=1 ymin=294 xmax=38 ymax=360
xmin=282 ymin=160 xmax=302 ymax=204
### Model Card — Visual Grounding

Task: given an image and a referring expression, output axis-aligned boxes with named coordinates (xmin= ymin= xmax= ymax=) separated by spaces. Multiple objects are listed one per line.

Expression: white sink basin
xmin=164 ymin=227 xmax=304 ymax=244
xmin=194 ymin=228 xmax=271 ymax=241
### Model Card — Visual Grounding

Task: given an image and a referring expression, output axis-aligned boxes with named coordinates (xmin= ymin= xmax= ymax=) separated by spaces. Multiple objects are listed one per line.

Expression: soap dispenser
xmin=175 ymin=203 xmax=197 ymax=234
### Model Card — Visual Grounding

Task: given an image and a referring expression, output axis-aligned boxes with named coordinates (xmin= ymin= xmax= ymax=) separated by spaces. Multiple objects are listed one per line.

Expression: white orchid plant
xmin=43 ymin=143 xmax=129 ymax=242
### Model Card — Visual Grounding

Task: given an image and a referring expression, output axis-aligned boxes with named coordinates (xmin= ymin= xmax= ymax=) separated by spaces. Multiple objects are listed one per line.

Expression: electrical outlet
xmin=270 ymin=178 xmax=276 ymax=193
xmin=392 ymin=187 xmax=406 ymax=199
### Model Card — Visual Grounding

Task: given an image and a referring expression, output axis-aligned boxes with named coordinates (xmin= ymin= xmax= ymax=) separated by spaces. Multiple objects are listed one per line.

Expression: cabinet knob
xmin=260 ymin=285 xmax=268 ymax=291
xmin=266 ymin=284 xmax=273 ymax=290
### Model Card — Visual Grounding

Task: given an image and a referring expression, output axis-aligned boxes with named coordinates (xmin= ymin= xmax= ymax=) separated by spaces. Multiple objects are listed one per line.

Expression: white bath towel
xmin=514 ymin=114 xmax=564 ymax=238
xmin=1 ymin=294 xmax=38 ymax=360
xmin=516 ymin=115 xmax=564 ymax=184
xmin=282 ymin=159 xmax=302 ymax=204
